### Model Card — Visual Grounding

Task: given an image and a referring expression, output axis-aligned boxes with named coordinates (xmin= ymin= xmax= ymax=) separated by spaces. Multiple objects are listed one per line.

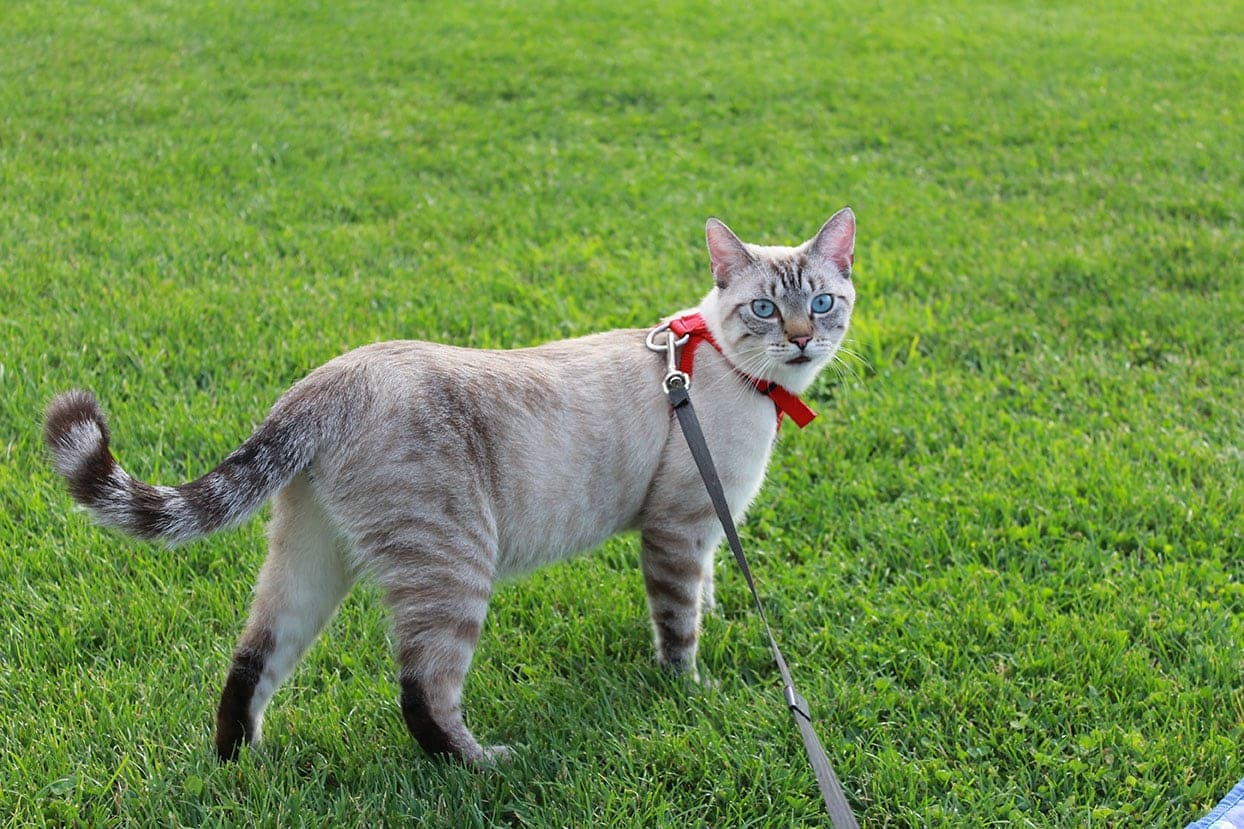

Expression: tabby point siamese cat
xmin=44 ymin=208 xmax=856 ymax=765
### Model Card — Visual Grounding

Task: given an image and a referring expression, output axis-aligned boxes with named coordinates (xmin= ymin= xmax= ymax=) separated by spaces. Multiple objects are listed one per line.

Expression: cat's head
xmin=699 ymin=208 xmax=856 ymax=393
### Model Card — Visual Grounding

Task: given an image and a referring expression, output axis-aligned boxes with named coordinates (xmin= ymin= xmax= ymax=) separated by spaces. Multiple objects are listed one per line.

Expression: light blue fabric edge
xmin=1188 ymin=777 xmax=1244 ymax=829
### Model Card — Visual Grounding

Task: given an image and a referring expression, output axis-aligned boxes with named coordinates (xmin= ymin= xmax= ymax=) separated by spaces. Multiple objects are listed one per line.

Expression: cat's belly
xmin=491 ymin=441 xmax=660 ymax=576
xmin=494 ymin=507 xmax=637 ymax=577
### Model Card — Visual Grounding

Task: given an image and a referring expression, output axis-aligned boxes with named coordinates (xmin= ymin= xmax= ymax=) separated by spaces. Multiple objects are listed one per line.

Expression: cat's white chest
xmin=689 ymin=378 xmax=780 ymax=519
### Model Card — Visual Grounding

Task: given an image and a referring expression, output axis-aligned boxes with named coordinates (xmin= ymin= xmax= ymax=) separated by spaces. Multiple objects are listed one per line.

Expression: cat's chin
xmin=757 ymin=352 xmax=833 ymax=394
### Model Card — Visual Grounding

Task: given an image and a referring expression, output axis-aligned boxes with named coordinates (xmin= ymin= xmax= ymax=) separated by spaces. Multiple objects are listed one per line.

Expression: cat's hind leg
xmin=368 ymin=530 xmax=503 ymax=765
xmin=215 ymin=474 xmax=352 ymax=760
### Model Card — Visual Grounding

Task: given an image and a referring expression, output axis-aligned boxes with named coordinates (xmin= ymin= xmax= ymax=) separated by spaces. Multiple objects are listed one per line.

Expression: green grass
xmin=2 ymin=0 xmax=1242 ymax=825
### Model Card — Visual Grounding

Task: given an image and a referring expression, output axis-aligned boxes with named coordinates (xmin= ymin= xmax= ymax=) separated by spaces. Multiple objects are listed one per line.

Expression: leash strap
xmin=666 ymin=381 xmax=859 ymax=829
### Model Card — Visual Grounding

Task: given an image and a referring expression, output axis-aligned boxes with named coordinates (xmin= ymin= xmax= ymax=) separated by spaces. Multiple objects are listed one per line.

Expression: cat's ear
xmin=705 ymin=218 xmax=753 ymax=288
xmin=807 ymin=207 xmax=856 ymax=275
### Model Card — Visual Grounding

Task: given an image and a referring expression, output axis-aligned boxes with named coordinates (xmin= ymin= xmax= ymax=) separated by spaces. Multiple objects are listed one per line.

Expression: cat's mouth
xmin=786 ymin=355 xmax=813 ymax=365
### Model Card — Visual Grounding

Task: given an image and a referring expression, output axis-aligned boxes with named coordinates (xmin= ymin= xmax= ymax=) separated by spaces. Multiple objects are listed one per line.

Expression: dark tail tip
xmin=45 ymin=389 xmax=108 ymax=447
xmin=44 ymin=389 xmax=116 ymax=505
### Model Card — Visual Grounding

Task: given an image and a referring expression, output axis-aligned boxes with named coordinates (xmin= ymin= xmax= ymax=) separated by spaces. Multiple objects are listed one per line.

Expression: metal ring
xmin=645 ymin=324 xmax=689 ymax=353
xmin=663 ymin=370 xmax=690 ymax=392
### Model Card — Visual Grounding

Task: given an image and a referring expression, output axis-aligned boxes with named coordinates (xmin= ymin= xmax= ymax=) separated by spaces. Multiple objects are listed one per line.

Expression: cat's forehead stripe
xmin=762 ymin=253 xmax=814 ymax=296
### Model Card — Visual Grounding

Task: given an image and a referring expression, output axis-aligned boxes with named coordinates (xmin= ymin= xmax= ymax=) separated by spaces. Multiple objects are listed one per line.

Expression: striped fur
xmin=43 ymin=374 xmax=357 ymax=545
xmin=43 ymin=210 xmax=856 ymax=765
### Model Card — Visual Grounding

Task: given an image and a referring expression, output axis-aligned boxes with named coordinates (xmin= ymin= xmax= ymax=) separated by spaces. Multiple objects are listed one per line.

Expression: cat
xmin=43 ymin=208 xmax=856 ymax=765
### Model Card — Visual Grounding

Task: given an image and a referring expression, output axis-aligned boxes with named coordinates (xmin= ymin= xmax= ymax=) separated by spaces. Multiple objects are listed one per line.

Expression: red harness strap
xmin=666 ymin=313 xmax=817 ymax=429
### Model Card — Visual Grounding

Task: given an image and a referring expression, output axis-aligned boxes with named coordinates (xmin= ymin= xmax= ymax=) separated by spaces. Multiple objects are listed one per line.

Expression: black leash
xmin=655 ymin=332 xmax=859 ymax=828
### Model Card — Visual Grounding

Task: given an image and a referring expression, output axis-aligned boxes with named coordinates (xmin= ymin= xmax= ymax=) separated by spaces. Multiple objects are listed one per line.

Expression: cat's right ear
xmin=705 ymin=218 xmax=752 ymax=289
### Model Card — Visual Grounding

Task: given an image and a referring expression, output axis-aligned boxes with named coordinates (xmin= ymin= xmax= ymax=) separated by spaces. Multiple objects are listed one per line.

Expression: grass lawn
xmin=2 ymin=0 xmax=1242 ymax=825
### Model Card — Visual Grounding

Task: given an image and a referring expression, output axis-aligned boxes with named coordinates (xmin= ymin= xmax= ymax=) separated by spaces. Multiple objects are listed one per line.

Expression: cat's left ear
xmin=806 ymin=207 xmax=856 ymax=275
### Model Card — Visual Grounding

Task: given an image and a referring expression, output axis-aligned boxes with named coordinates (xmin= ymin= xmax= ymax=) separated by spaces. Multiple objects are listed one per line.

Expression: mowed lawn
xmin=2 ymin=0 xmax=1242 ymax=825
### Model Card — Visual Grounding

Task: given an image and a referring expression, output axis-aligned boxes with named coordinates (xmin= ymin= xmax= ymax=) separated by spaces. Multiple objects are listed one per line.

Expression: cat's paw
xmin=478 ymin=744 xmax=514 ymax=767
xmin=679 ymin=666 xmax=722 ymax=690
xmin=659 ymin=655 xmax=701 ymax=684
xmin=694 ymin=672 xmax=721 ymax=690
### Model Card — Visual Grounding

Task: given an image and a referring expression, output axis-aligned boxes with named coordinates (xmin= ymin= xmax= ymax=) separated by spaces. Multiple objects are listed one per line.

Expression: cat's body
xmin=44 ymin=209 xmax=856 ymax=765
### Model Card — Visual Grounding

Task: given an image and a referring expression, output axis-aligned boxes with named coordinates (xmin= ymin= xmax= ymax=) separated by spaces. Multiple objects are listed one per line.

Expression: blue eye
xmin=751 ymin=299 xmax=777 ymax=318
xmin=811 ymin=293 xmax=835 ymax=314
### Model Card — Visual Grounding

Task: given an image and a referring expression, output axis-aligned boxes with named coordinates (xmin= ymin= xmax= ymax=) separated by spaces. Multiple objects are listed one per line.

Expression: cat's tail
xmin=43 ymin=387 xmax=330 ymax=545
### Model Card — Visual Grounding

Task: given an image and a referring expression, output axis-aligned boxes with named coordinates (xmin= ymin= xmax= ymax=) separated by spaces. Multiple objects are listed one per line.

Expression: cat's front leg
xmin=639 ymin=524 xmax=715 ymax=680
xmin=700 ymin=563 xmax=716 ymax=614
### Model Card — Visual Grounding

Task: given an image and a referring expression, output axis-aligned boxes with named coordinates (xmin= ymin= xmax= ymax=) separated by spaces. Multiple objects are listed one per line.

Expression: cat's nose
xmin=789 ymin=334 xmax=812 ymax=351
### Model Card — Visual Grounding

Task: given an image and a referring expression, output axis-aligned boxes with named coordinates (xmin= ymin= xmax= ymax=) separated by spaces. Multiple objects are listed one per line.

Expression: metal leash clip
xmin=645 ymin=323 xmax=691 ymax=393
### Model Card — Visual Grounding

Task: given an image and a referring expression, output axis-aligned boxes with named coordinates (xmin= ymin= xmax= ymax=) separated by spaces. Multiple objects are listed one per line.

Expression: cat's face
xmin=701 ymin=209 xmax=856 ymax=393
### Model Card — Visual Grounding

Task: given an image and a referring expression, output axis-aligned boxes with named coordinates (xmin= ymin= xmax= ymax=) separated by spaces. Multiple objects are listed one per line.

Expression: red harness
xmin=666 ymin=313 xmax=817 ymax=430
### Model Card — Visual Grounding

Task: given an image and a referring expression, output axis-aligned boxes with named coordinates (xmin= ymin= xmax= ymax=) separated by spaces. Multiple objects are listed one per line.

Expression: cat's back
xmin=312 ymin=328 xmax=664 ymax=412
xmin=331 ymin=328 xmax=655 ymax=379
xmin=303 ymin=328 xmax=674 ymax=572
